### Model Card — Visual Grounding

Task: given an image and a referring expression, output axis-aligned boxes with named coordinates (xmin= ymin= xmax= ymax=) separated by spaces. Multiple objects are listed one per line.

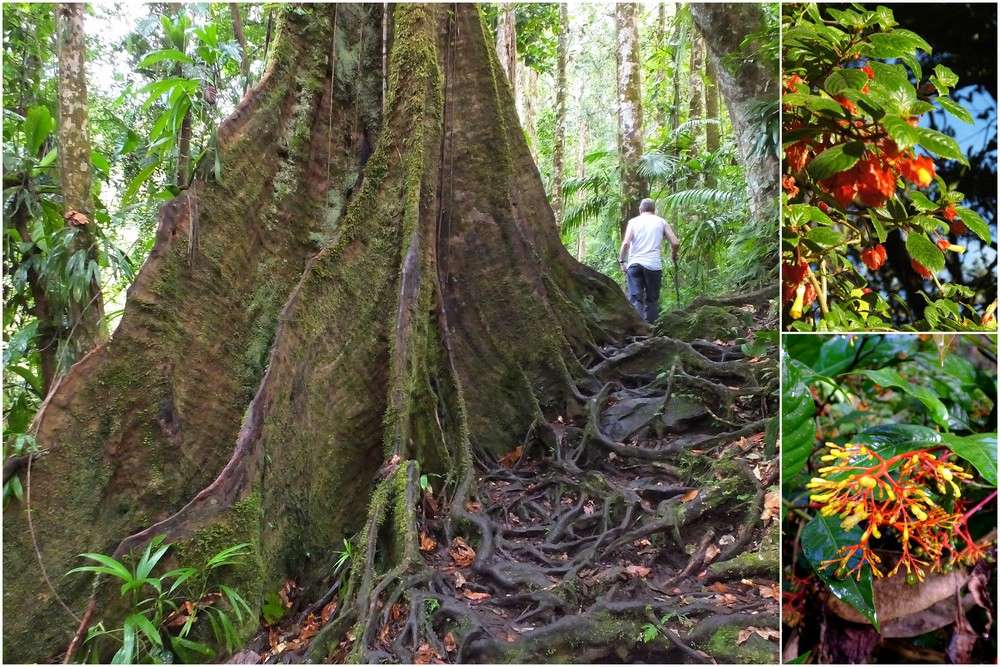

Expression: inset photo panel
xmin=781 ymin=333 xmax=997 ymax=663
xmin=781 ymin=3 xmax=997 ymax=331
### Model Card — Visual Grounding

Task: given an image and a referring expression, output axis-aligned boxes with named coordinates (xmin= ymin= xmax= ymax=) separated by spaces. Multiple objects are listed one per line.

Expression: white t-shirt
xmin=624 ymin=214 xmax=674 ymax=270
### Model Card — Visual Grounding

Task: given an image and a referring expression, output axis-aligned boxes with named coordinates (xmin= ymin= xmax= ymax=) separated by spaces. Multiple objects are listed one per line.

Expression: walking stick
xmin=672 ymin=252 xmax=681 ymax=306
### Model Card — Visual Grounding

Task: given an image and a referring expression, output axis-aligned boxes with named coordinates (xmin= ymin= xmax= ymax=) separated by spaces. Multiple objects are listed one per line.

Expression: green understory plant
xmin=70 ymin=537 xmax=252 ymax=663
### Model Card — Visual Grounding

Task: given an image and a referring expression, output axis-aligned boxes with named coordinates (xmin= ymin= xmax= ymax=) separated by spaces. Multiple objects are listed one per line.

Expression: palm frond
xmin=661 ymin=187 xmax=743 ymax=212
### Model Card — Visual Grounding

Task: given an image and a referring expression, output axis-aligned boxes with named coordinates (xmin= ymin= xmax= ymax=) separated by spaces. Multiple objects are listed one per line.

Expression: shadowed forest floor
xmin=232 ymin=290 xmax=780 ymax=664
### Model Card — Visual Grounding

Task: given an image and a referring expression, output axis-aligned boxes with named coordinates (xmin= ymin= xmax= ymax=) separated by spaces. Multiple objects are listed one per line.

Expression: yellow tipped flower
xmin=911 ymin=505 xmax=928 ymax=521
xmin=858 ymin=475 xmax=878 ymax=489
xmin=939 ymin=466 xmax=954 ymax=481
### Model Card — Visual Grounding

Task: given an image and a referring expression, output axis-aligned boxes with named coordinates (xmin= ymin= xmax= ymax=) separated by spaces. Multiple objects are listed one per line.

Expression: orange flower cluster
xmin=807 ymin=443 xmax=986 ymax=582
xmin=816 ymin=140 xmax=936 ymax=210
xmin=861 ymin=244 xmax=887 ymax=271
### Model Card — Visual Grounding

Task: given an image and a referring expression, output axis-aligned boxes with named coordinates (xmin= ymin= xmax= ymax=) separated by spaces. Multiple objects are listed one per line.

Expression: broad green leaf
xmin=139 ymin=48 xmax=194 ymax=68
xmin=824 ymin=68 xmax=868 ymax=95
xmin=856 ymin=424 xmax=941 ymax=459
xmin=905 ymin=232 xmax=944 ymax=272
xmin=954 ymin=207 xmax=991 ymax=244
xmin=882 ymin=115 xmax=920 ymax=149
xmin=939 ymin=432 xmax=997 ymax=485
xmin=913 ymin=127 xmax=967 ymax=164
xmin=169 ymin=636 xmax=214 ymax=662
xmin=806 ymin=227 xmax=843 ymax=247
xmin=907 ymin=191 xmax=937 ymax=212
xmin=23 ymin=106 xmax=54 ymax=156
xmin=850 ymin=369 xmax=950 ymax=428
xmin=933 ymin=63 xmax=959 ymax=89
xmin=807 ymin=141 xmax=865 ymax=180
xmin=801 ymin=514 xmax=878 ymax=628
xmin=936 ymin=96 xmax=973 ymax=124
xmin=782 ymin=356 xmax=816 ymax=481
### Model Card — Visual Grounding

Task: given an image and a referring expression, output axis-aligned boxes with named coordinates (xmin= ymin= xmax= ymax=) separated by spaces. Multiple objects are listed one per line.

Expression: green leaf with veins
xmin=801 ymin=514 xmax=878 ymax=629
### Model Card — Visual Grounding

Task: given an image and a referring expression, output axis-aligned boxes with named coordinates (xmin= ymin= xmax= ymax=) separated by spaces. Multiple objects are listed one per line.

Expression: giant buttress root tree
xmin=3 ymin=4 xmax=635 ymax=660
xmin=4 ymin=5 xmax=777 ymax=663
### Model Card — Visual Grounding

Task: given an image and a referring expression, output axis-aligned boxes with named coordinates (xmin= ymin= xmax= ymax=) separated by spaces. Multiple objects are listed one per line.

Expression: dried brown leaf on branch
xmin=64 ymin=209 xmax=89 ymax=226
xmin=449 ymin=537 xmax=476 ymax=567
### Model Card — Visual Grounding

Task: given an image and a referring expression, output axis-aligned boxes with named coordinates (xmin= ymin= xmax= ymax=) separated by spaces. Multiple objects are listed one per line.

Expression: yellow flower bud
xmin=858 ymin=475 xmax=877 ymax=489
xmin=911 ymin=506 xmax=928 ymax=521
xmin=882 ymin=484 xmax=895 ymax=501
xmin=939 ymin=466 xmax=953 ymax=481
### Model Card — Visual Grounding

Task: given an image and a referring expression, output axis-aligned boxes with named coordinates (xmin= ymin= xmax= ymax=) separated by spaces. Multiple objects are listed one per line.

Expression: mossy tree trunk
xmin=614 ymin=2 xmax=646 ymax=237
xmin=2 ymin=4 xmax=640 ymax=662
xmin=691 ymin=2 xmax=778 ymax=227
xmin=56 ymin=2 xmax=107 ymax=363
xmin=495 ymin=5 xmax=517 ymax=99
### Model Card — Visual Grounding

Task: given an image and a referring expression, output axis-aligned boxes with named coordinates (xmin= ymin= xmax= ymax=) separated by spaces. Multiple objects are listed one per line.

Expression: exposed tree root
xmin=247 ymin=305 xmax=779 ymax=664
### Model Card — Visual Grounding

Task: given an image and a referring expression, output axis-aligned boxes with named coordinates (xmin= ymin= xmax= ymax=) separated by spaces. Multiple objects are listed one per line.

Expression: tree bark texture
xmin=691 ymin=2 xmax=779 ymax=226
xmin=2 ymin=5 xmax=640 ymax=661
xmin=495 ymin=5 xmax=517 ymax=100
xmin=614 ymin=2 xmax=646 ymax=236
xmin=551 ymin=3 xmax=568 ymax=228
xmin=56 ymin=2 xmax=107 ymax=360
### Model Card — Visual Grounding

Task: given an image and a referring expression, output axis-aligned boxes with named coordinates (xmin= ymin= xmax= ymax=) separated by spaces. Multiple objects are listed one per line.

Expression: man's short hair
xmin=639 ymin=198 xmax=655 ymax=213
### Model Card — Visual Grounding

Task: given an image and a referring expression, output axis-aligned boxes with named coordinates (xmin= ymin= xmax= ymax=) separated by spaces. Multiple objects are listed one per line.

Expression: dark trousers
xmin=626 ymin=264 xmax=662 ymax=324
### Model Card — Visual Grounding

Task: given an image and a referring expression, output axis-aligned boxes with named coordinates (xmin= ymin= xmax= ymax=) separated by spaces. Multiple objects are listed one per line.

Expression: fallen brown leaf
xmin=583 ymin=500 xmax=596 ymax=516
xmin=704 ymin=544 xmax=721 ymax=562
xmin=454 ymin=571 xmax=466 ymax=589
xmin=419 ymin=531 xmax=438 ymax=552
xmin=462 ymin=590 xmax=491 ymax=603
xmin=709 ymin=582 xmax=729 ymax=593
xmin=760 ymin=488 xmax=781 ymax=522
xmin=624 ymin=564 xmax=651 ymax=578
xmin=449 ymin=537 xmax=476 ymax=567
xmin=680 ymin=489 xmax=700 ymax=503
xmin=443 ymin=632 xmax=457 ymax=653
xmin=498 ymin=445 xmax=523 ymax=468
xmin=464 ymin=499 xmax=482 ymax=513
xmin=321 ymin=601 xmax=338 ymax=624
xmin=758 ymin=584 xmax=780 ymax=601
xmin=414 ymin=643 xmax=441 ymax=664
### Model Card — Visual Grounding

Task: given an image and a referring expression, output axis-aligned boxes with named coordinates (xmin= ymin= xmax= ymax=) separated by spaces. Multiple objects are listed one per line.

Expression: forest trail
xmin=237 ymin=289 xmax=779 ymax=664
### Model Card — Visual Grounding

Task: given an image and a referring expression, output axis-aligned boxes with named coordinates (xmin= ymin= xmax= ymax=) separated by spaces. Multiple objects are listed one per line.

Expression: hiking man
xmin=617 ymin=198 xmax=680 ymax=324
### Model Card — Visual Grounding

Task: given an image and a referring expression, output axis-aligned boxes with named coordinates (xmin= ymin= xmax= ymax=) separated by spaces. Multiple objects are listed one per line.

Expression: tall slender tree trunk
xmin=551 ymin=3 xmax=568 ymax=227
xmin=229 ymin=3 xmax=250 ymax=94
xmin=56 ymin=3 xmax=107 ymax=361
xmin=669 ymin=11 xmax=683 ymax=135
xmin=654 ymin=2 xmax=668 ymax=134
xmin=691 ymin=3 xmax=778 ymax=226
xmin=704 ymin=56 xmax=721 ymax=186
xmin=495 ymin=5 xmax=517 ymax=99
xmin=687 ymin=33 xmax=705 ymax=189
xmin=518 ymin=62 xmax=538 ymax=155
xmin=614 ymin=2 xmax=646 ymax=236
xmin=575 ymin=118 xmax=587 ymax=260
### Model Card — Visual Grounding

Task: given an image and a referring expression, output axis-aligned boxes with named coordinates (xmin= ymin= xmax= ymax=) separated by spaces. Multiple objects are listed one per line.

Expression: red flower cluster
xmin=861 ymin=244 xmax=887 ymax=271
xmin=942 ymin=205 xmax=968 ymax=236
xmin=817 ymin=140 xmax=936 ymax=209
